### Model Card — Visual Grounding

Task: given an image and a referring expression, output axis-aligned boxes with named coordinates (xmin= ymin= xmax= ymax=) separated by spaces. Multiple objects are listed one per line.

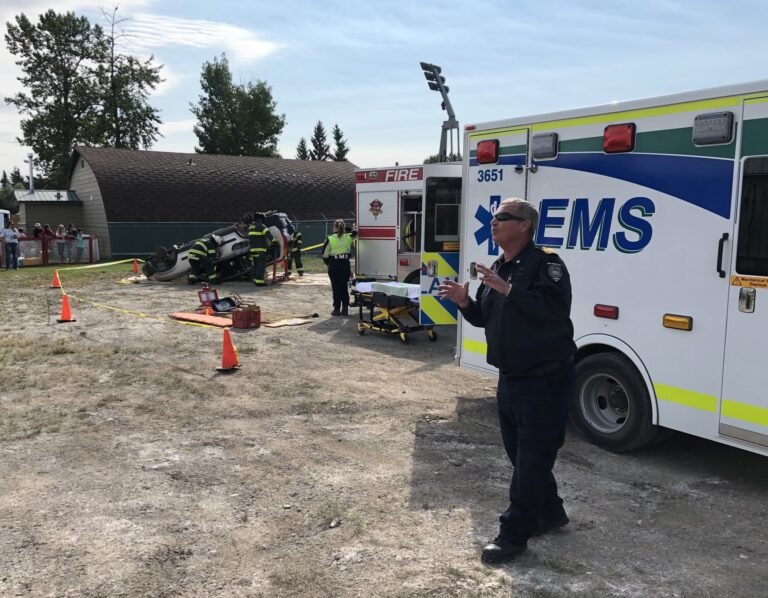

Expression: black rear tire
xmin=571 ymin=353 xmax=658 ymax=452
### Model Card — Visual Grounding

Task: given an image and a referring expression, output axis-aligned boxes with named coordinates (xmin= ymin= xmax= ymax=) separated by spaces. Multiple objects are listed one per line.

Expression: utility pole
xmin=420 ymin=62 xmax=459 ymax=163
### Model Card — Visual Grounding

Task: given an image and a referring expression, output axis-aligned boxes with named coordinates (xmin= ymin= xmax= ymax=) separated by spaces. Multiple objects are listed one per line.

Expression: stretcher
xmin=351 ymin=281 xmax=437 ymax=344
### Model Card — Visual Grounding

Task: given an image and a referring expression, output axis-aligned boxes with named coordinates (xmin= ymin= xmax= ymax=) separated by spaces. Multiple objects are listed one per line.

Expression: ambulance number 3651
xmin=477 ymin=168 xmax=503 ymax=182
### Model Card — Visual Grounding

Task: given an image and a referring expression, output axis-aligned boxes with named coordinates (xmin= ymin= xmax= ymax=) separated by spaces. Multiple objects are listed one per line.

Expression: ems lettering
xmin=537 ymin=197 xmax=655 ymax=252
xmin=384 ymin=168 xmax=421 ymax=182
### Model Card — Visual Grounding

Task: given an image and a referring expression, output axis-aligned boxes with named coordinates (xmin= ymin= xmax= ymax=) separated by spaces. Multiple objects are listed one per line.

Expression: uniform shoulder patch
xmin=540 ymin=247 xmax=558 ymax=255
xmin=546 ymin=262 xmax=564 ymax=282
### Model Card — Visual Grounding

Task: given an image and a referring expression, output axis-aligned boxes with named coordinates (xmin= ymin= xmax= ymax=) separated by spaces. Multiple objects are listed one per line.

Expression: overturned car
xmin=142 ymin=211 xmax=295 ymax=282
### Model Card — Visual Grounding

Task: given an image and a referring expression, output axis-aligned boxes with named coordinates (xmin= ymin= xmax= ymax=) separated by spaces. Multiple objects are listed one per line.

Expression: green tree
xmin=296 ymin=137 xmax=309 ymax=160
xmin=5 ymin=10 xmax=106 ymax=187
xmin=309 ymin=121 xmax=331 ymax=161
xmin=9 ymin=167 xmax=24 ymax=187
xmin=331 ymin=124 xmax=350 ymax=161
xmin=423 ymin=152 xmax=462 ymax=164
xmin=0 ymin=171 xmax=19 ymax=212
xmin=93 ymin=6 xmax=162 ymax=149
xmin=190 ymin=54 xmax=285 ymax=157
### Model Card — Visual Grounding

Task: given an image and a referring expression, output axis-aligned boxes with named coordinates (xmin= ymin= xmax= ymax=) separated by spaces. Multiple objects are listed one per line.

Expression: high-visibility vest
xmin=323 ymin=233 xmax=353 ymax=258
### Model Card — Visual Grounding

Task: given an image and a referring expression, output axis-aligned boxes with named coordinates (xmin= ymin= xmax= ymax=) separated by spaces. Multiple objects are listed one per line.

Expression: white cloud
xmin=125 ymin=13 xmax=283 ymax=64
xmin=159 ymin=119 xmax=196 ymax=136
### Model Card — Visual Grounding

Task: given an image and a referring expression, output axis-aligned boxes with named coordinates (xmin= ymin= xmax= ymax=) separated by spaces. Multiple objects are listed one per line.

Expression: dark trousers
xmin=288 ymin=250 xmax=303 ymax=274
xmin=5 ymin=243 xmax=18 ymax=269
xmin=328 ymin=259 xmax=351 ymax=310
xmin=496 ymin=361 xmax=574 ymax=543
xmin=251 ymin=251 xmax=267 ymax=284
xmin=189 ymin=257 xmax=217 ymax=283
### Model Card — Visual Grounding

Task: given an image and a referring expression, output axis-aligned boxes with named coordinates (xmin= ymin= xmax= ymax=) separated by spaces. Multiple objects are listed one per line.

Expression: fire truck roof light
xmin=594 ymin=304 xmax=619 ymax=319
xmin=465 ymin=124 xmax=476 ymax=131
xmin=476 ymin=139 xmax=499 ymax=164
xmin=604 ymin=123 xmax=636 ymax=153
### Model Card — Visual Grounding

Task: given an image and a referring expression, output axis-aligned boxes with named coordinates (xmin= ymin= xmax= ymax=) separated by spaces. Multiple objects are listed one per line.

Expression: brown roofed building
xmin=67 ymin=146 xmax=356 ymax=257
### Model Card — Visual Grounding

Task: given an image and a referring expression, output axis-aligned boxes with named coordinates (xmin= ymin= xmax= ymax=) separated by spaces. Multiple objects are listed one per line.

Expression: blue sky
xmin=3 ymin=0 xmax=768 ymax=181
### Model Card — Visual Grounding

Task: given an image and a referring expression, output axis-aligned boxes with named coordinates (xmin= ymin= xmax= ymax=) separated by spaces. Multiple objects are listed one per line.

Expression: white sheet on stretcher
xmin=354 ymin=281 xmax=421 ymax=301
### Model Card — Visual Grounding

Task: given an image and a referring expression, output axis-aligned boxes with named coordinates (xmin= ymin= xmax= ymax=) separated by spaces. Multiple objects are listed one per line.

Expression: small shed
xmin=15 ymin=190 xmax=84 ymax=234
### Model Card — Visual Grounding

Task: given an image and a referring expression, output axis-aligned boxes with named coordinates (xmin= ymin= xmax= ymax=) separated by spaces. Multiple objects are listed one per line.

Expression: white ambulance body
xmin=355 ymin=163 xmax=463 ymax=326
xmin=459 ymin=80 xmax=768 ymax=456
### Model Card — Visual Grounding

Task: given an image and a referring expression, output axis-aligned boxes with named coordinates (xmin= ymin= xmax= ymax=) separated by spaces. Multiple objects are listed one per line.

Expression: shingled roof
xmin=70 ymin=146 xmax=357 ymax=222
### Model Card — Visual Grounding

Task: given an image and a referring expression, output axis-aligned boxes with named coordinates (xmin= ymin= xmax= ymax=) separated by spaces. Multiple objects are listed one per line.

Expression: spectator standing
xmin=33 ymin=223 xmax=43 ymax=238
xmin=75 ymin=229 xmax=86 ymax=263
xmin=55 ymin=224 xmax=67 ymax=263
xmin=1 ymin=220 xmax=20 ymax=270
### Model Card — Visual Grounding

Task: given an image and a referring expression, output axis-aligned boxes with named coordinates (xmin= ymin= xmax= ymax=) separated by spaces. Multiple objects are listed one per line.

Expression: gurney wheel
xmin=427 ymin=329 xmax=438 ymax=342
xmin=399 ymin=332 xmax=408 ymax=344
xmin=357 ymin=323 xmax=366 ymax=335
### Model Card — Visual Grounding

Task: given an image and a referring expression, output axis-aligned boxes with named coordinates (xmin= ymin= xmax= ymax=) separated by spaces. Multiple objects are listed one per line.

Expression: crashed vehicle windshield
xmin=142 ymin=211 xmax=296 ymax=282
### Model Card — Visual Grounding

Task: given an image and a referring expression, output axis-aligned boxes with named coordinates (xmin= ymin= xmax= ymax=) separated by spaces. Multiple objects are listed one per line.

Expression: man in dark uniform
xmin=248 ymin=212 xmax=274 ymax=286
xmin=438 ymin=198 xmax=576 ymax=564
xmin=286 ymin=227 xmax=304 ymax=277
xmin=188 ymin=234 xmax=222 ymax=284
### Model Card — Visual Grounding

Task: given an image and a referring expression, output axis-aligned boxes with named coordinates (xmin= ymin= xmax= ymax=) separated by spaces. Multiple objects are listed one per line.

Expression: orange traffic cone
xmin=216 ymin=328 xmax=241 ymax=372
xmin=57 ymin=294 xmax=76 ymax=323
xmin=203 ymin=306 xmax=214 ymax=316
xmin=50 ymin=270 xmax=61 ymax=289
xmin=132 ymin=259 xmax=139 ymax=274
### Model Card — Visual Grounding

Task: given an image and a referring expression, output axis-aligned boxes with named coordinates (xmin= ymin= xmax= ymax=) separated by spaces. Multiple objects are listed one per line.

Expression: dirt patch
xmin=1 ymin=267 xmax=767 ymax=597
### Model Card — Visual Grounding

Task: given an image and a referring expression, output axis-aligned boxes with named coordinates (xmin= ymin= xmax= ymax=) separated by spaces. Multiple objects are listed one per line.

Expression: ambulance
xmin=459 ymin=80 xmax=768 ymax=456
xmin=354 ymin=163 xmax=462 ymax=326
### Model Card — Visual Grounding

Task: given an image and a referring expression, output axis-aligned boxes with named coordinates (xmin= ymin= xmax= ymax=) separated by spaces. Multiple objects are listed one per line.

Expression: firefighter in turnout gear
xmin=188 ymin=234 xmax=222 ymax=285
xmin=249 ymin=212 xmax=274 ymax=286
xmin=287 ymin=227 xmax=304 ymax=277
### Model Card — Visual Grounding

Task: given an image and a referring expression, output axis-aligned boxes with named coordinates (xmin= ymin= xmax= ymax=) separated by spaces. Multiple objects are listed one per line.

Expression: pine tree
xmin=331 ymin=124 xmax=350 ymax=161
xmin=0 ymin=171 xmax=9 ymax=187
xmin=309 ymin=121 xmax=331 ymax=161
xmin=296 ymin=138 xmax=309 ymax=160
xmin=9 ymin=167 xmax=24 ymax=187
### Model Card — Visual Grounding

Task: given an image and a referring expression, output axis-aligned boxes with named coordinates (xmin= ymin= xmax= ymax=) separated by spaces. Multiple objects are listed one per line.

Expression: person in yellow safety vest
xmin=287 ymin=228 xmax=304 ymax=277
xmin=322 ymin=219 xmax=357 ymax=316
xmin=248 ymin=212 xmax=274 ymax=286
xmin=188 ymin=234 xmax=222 ymax=285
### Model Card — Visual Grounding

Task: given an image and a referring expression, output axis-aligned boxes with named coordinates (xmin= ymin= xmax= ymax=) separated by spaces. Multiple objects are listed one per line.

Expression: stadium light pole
xmin=420 ymin=62 xmax=459 ymax=163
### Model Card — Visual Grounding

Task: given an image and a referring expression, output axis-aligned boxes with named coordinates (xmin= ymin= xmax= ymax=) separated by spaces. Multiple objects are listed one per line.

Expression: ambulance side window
xmin=736 ymin=157 xmax=768 ymax=275
xmin=424 ymin=177 xmax=461 ymax=251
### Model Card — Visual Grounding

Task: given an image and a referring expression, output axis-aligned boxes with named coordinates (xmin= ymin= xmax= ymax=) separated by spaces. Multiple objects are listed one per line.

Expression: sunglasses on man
xmin=493 ymin=212 xmax=526 ymax=222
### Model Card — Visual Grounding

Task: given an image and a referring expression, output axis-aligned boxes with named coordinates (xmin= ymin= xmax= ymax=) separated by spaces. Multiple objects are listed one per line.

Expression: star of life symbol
xmin=369 ymin=198 xmax=383 ymax=219
xmin=474 ymin=195 xmax=500 ymax=256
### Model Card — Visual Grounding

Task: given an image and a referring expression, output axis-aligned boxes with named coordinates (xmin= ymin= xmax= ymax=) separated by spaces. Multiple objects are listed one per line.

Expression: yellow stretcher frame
xmin=352 ymin=290 xmax=437 ymax=344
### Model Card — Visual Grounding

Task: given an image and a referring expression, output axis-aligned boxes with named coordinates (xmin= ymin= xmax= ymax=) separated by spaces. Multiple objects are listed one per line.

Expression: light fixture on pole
xmin=420 ymin=62 xmax=459 ymax=163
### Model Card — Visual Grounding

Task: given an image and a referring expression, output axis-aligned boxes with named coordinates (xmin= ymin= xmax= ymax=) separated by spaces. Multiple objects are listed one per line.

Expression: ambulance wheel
xmin=357 ymin=323 xmax=365 ymax=335
xmin=403 ymin=270 xmax=420 ymax=285
xmin=399 ymin=332 xmax=408 ymax=344
xmin=571 ymin=353 xmax=657 ymax=453
xmin=427 ymin=329 xmax=437 ymax=342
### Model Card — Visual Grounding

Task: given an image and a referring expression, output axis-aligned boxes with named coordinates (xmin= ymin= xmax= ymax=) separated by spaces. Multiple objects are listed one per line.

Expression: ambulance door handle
xmin=716 ymin=233 xmax=729 ymax=278
xmin=739 ymin=288 xmax=756 ymax=313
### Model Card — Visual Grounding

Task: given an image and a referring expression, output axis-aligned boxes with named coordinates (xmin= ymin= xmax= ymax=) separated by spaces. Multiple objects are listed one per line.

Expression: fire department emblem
xmin=369 ymin=199 xmax=383 ymax=219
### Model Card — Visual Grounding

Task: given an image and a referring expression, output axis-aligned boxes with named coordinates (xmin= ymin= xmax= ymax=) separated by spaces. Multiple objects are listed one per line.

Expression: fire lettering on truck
xmin=537 ymin=196 xmax=655 ymax=253
xmin=384 ymin=168 xmax=422 ymax=182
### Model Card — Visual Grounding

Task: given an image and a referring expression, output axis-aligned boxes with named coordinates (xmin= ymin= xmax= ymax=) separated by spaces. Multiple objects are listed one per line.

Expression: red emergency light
xmin=594 ymin=304 xmax=619 ymax=319
xmin=603 ymin=123 xmax=635 ymax=153
xmin=476 ymin=139 xmax=499 ymax=164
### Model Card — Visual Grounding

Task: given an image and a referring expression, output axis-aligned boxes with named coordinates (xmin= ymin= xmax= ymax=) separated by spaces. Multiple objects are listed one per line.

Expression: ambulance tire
xmin=403 ymin=270 xmax=420 ymax=285
xmin=571 ymin=353 xmax=657 ymax=453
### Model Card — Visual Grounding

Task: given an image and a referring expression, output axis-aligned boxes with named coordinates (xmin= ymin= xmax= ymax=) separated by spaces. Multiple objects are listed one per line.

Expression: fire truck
xmin=354 ymin=163 xmax=462 ymax=325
